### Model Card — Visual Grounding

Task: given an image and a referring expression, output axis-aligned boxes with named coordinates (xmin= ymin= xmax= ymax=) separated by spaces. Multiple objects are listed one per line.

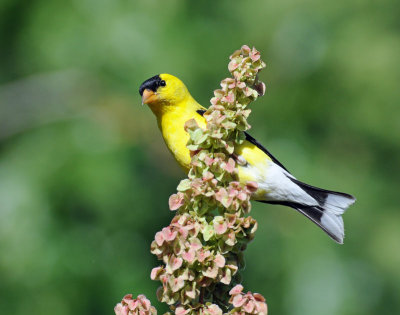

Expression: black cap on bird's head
xmin=139 ymin=74 xmax=166 ymax=105
xmin=139 ymin=74 xmax=166 ymax=96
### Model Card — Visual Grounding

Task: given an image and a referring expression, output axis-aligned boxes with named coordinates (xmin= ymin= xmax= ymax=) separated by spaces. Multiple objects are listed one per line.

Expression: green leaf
xmin=177 ymin=179 xmax=191 ymax=191
xmin=202 ymin=224 xmax=214 ymax=241
xmin=191 ymin=128 xmax=204 ymax=143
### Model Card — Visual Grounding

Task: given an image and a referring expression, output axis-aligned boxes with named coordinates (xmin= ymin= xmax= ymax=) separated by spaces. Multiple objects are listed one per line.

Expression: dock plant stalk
xmin=115 ymin=45 xmax=268 ymax=315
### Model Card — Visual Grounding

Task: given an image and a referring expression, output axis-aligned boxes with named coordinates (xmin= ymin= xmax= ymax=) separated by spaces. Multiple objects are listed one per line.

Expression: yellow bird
xmin=139 ymin=73 xmax=355 ymax=244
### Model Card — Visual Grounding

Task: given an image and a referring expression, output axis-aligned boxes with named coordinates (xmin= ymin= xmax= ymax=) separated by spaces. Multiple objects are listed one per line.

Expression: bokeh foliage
xmin=0 ymin=0 xmax=399 ymax=314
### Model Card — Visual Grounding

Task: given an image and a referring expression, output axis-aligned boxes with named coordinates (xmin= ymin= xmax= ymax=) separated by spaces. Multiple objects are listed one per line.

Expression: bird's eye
xmin=160 ymin=80 xmax=166 ymax=87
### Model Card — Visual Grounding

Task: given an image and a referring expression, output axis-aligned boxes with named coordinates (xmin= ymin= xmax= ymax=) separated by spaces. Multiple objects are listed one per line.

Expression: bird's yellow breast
xmin=160 ymin=103 xmax=206 ymax=171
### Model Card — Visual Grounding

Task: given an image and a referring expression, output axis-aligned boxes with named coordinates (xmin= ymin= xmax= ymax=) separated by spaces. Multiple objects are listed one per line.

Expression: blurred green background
xmin=1 ymin=0 xmax=399 ymax=314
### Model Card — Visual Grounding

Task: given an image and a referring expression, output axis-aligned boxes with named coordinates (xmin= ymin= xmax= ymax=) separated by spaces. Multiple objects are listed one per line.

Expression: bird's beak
xmin=142 ymin=89 xmax=158 ymax=105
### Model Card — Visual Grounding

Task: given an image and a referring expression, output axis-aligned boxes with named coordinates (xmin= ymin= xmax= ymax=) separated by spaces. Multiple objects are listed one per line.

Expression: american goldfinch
xmin=139 ymin=74 xmax=355 ymax=244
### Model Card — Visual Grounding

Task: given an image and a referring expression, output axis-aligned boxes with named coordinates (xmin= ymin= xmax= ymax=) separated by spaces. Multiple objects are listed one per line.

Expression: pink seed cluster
xmin=150 ymin=213 xmax=258 ymax=308
xmin=115 ymin=46 xmax=268 ymax=315
xmin=229 ymin=285 xmax=268 ymax=315
xmin=114 ymin=294 xmax=157 ymax=315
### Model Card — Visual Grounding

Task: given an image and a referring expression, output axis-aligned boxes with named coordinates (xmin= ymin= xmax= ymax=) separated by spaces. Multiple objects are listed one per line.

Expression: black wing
xmin=244 ymin=132 xmax=290 ymax=173
xmin=196 ymin=109 xmax=290 ymax=173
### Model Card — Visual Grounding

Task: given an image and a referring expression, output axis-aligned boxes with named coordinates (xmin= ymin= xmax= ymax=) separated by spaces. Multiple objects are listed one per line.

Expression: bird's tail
xmin=262 ymin=179 xmax=356 ymax=244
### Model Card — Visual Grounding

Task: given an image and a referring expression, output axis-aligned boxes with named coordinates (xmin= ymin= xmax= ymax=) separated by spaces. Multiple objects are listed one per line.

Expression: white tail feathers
xmin=319 ymin=193 xmax=355 ymax=243
xmin=324 ymin=193 xmax=356 ymax=215
xmin=254 ymin=160 xmax=356 ymax=243
xmin=273 ymin=178 xmax=356 ymax=244
xmin=320 ymin=209 xmax=345 ymax=243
